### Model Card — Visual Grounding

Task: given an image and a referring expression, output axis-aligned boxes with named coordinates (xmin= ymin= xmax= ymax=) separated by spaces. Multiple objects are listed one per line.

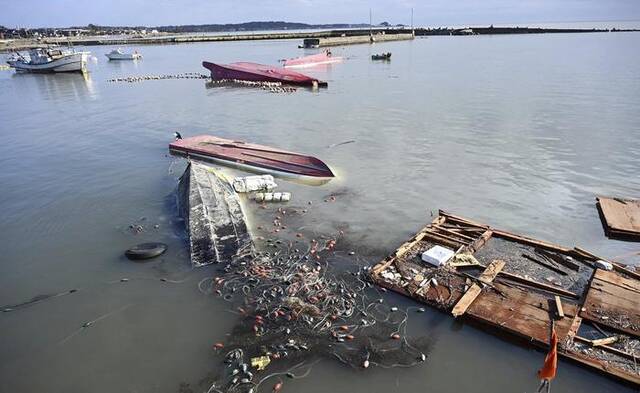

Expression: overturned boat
xmin=170 ymin=135 xmax=335 ymax=182
xmin=202 ymin=61 xmax=327 ymax=87
xmin=282 ymin=50 xmax=342 ymax=68
xmin=177 ymin=161 xmax=252 ymax=267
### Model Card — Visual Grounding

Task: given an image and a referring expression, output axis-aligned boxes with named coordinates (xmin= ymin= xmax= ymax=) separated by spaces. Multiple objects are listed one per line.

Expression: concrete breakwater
xmin=4 ymin=26 xmax=637 ymax=52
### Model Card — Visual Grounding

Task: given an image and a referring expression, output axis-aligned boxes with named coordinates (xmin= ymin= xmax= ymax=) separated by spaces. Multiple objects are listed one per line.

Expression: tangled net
xmin=196 ymin=232 xmax=432 ymax=393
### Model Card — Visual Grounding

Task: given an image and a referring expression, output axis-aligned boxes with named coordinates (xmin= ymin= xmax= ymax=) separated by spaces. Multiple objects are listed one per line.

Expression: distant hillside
xmin=154 ymin=21 xmax=372 ymax=33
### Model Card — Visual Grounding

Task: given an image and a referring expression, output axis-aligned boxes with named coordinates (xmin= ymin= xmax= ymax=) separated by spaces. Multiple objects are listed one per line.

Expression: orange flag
xmin=538 ymin=327 xmax=558 ymax=381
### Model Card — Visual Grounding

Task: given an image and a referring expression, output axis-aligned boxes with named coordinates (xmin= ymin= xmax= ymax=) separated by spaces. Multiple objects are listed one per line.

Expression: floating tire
xmin=125 ymin=242 xmax=167 ymax=260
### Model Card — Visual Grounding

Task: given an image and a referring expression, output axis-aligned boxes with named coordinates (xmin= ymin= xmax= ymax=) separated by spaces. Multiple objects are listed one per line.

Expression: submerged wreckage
xmin=178 ymin=161 xmax=252 ymax=267
xmin=371 ymin=210 xmax=640 ymax=386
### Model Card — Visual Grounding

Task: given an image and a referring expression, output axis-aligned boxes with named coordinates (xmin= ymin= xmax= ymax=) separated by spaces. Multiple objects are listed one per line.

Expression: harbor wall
xmin=2 ymin=26 xmax=637 ymax=52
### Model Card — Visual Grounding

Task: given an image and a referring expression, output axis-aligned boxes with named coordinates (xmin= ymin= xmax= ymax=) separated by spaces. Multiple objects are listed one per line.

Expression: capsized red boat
xmin=282 ymin=50 xmax=343 ymax=68
xmin=202 ymin=61 xmax=327 ymax=87
xmin=170 ymin=135 xmax=335 ymax=181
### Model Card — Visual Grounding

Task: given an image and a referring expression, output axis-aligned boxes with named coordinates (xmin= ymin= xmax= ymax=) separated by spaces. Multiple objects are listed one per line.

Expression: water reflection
xmin=11 ymin=71 xmax=98 ymax=101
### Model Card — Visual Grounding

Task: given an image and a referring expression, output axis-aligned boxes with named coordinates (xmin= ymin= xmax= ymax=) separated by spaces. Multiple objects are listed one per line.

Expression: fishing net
xmin=195 ymin=229 xmax=432 ymax=393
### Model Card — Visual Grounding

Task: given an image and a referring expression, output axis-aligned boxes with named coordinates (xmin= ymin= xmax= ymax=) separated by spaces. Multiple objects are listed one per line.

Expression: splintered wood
xmin=370 ymin=210 xmax=640 ymax=386
xmin=596 ymin=196 xmax=640 ymax=240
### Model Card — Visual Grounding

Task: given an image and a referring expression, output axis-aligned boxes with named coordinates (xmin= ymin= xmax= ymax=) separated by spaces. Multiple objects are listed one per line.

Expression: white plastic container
xmin=421 ymin=245 xmax=455 ymax=267
xmin=253 ymin=192 xmax=291 ymax=203
xmin=595 ymin=260 xmax=613 ymax=271
xmin=233 ymin=175 xmax=277 ymax=193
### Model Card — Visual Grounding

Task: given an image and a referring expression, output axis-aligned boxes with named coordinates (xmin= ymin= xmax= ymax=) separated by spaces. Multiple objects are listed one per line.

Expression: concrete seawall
xmin=2 ymin=26 xmax=638 ymax=52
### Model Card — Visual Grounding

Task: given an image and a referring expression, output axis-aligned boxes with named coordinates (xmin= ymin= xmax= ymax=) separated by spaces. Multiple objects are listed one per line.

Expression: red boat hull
xmin=169 ymin=135 xmax=335 ymax=179
xmin=202 ymin=61 xmax=326 ymax=87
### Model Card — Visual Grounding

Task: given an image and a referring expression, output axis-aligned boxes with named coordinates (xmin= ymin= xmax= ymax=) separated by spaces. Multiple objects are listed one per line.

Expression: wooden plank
xmin=476 ymin=264 xmax=580 ymax=298
xmin=566 ymin=315 xmax=582 ymax=341
xmin=563 ymin=350 xmax=640 ymax=386
xmin=591 ymin=336 xmax=618 ymax=347
xmin=466 ymin=282 xmax=578 ymax=346
xmin=597 ymin=196 xmax=640 ymax=234
xmin=432 ymin=225 xmax=477 ymax=241
xmin=492 ymin=229 xmax=572 ymax=253
xmin=439 ymin=210 xmax=491 ymax=229
xmin=469 ymin=230 xmax=492 ymax=252
xmin=536 ymin=249 xmax=581 ymax=271
xmin=581 ymin=269 xmax=640 ymax=337
xmin=522 ymin=253 xmax=568 ymax=275
xmin=452 ymin=260 xmax=505 ymax=317
xmin=554 ymin=296 xmax=565 ymax=319
xmin=478 ymin=260 xmax=506 ymax=283
xmin=574 ymin=336 xmax=638 ymax=361
xmin=452 ymin=284 xmax=483 ymax=317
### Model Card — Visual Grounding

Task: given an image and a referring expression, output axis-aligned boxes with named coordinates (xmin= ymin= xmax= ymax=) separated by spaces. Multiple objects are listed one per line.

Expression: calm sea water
xmin=1 ymin=32 xmax=640 ymax=393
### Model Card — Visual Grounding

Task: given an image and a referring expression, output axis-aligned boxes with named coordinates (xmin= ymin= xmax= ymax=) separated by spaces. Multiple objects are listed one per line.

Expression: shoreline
xmin=2 ymin=26 xmax=639 ymax=52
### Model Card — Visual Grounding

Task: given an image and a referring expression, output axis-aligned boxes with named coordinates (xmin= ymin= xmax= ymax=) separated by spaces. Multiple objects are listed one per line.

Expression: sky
xmin=1 ymin=0 xmax=640 ymax=28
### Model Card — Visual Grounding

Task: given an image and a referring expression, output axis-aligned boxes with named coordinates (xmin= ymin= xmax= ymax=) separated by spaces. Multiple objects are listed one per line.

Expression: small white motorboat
xmin=7 ymin=47 xmax=90 ymax=73
xmin=105 ymin=48 xmax=142 ymax=60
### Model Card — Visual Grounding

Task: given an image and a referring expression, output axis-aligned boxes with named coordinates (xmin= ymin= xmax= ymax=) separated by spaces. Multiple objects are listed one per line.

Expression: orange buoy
xmin=273 ymin=380 xmax=283 ymax=392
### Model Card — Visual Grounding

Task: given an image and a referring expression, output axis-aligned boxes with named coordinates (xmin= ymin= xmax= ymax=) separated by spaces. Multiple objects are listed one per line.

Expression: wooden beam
xmin=591 ymin=336 xmax=618 ymax=347
xmin=574 ymin=336 xmax=637 ymax=361
xmin=566 ymin=315 xmax=582 ymax=341
xmin=452 ymin=260 xmax=505 ymax=317
xmin=554 ymin=296 xmax=565 ymax=319
xmin=452 ymin=284 xmax=482 ymax=317
xmin=493 ymin=229 xmax=571 ymax=253
xmin=439 ymin=210 xmax=490 ymax=229
xmin=432 ymin=225 xmax=477 ymax=241
xmin=522 ymin=253 xmax=568 ymax=276
xmin=469 ymin=230 xmax=492 ymax=252
xmin=495 ymin=270 xmax=579 ymax=299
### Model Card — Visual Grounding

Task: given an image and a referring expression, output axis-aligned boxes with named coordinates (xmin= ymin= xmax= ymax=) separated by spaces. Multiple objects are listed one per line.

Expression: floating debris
xmin=107 ymin=72 xmax=208 ymax=83
xmin=370 ymin=210 xmax=640 ymax=386
xmin=206 ymin=78 xmax=299 ymax=93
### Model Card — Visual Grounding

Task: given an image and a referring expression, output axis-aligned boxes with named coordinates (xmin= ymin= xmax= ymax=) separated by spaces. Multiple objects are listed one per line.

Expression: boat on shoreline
xmin=105 ymin=48 xmax=142 ymax=60
xmin=7 ymin=47 xmax=90 ymax=73
xmin=202 ymin=61 xmax=327 ymax=87
xmin=282 ymin=50 xmax=342 ymax=68
xmin=170 ymin=135 xmax=335 ymax=182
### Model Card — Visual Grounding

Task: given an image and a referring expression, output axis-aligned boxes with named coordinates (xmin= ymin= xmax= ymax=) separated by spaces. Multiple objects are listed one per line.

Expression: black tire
xmin=125 ymin=242 xmax=167 ymax=260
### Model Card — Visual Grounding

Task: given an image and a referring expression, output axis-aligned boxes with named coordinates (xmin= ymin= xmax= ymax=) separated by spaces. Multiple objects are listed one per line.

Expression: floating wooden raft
xmin=370 ymin=210 xmax=640 ymax=386
xmin=177 ymin=161 xmax=253 ymax=267
xmin=596 ymin=196 xmax=640 ymax=241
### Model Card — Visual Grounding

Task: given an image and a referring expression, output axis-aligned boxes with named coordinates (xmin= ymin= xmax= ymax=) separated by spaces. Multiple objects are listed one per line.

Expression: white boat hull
xmin=11 ymin=52 xmax=88 ymax=73
xmin=106 ymin=53 xmax=142 ymax=60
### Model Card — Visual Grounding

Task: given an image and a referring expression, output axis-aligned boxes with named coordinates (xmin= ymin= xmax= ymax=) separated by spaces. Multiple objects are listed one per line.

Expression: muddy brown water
xmin=1 ymin=32 xmax=640 ymax=392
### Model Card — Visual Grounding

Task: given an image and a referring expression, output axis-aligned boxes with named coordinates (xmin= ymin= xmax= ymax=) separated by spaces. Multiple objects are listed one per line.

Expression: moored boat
xmin=202 ymin=61 xmax=327 ymax=87
xmin=282 ymin=50 xmax=342 ymax=68
xmin=105 ymin=48 xmax=142 ymax=60
xmin=170 ymin=135 xmax=335 ymax=181
xmin=7 ymin=47 xmax=90 ymax=73
xmin=372 ymin=52 xmax=392 ymax=61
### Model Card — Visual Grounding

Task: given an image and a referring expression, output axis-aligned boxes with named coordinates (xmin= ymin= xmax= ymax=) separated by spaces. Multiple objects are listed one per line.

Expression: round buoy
xmin=125 ymin=242 xmax=167 ymax=260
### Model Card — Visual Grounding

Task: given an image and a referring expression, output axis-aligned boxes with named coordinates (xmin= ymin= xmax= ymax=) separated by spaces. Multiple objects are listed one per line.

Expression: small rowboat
xmin=282 ymin=50 xmax=342 ymax=68
xmin=170 ymin=135 xmax=335 ymax=182
xmin=203 ymin=61 xmax=327 ymax=87
xmin=372 ymin=52 xmax=392 ymax=61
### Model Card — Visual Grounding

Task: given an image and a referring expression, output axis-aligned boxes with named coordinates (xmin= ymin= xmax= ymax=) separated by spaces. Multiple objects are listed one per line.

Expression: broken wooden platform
xmin=597 ymin=196 xmax=640 ymax=241
xmin=371 ymin=210 xmax=640 ymax=386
